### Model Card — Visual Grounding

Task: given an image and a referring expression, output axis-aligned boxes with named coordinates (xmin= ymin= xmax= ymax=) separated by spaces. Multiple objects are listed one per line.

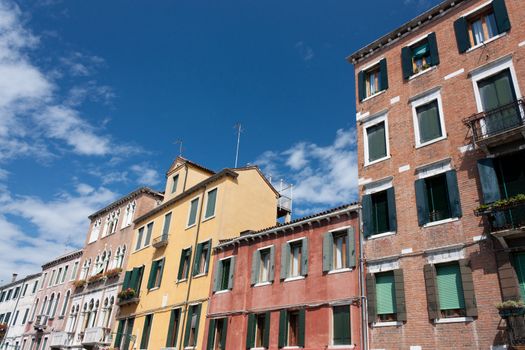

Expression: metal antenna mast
xmin=174 ymin=140 xmax=184 ymax=156
xmin=234 ymin=123 xmax=243 ymax=168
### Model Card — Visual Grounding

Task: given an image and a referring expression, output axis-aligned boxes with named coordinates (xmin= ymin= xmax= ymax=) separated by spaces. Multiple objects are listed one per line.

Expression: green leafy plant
xmin=104 ymin=268 xmax=122 ymax=279
xmin=496 ymin=300 xmax=525 ymax=310
xmin=117 ymin=288 xmax=136 ymax=300
xmin=87 ymin=273 xmax=105 ymax=284
xmin=73 ymin=279 xmax=87 ymax=288
xmin=475 ymin=194 xmax=525 ymax=214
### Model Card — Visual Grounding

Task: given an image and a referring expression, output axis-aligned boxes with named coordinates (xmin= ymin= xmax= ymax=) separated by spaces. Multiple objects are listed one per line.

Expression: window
xmin=161 ymin=212 xmax=172 ymax=240
xmin=135 ymin=227 xmax=144 ymax=251
xmin=13 ymin=286 xmax=20 ymax=299
xmin=147 ymin=258 xmax=165 ymax=290
xmin=207 ymin=317 xmax=228 ymax=350
xmin=171 ymin=174 xmax=179 ymax=194
xmin=251 ymin=247 xmax=274 ymax=285
xmin=375 ymin=272 xmax=397 ymax=321
xmin=322 ymin=228 xmax=356 ymax=272
xmin=204 ymin=188 xmax=218 ymax=219
xmin=32 ymin=280 xmax=38 ymax=293
xmin=103 ymin=209 xmax=120 ymax=236
xmin=278 ymin=309 xmax=305 ymax=348
xmin=363 ymin=113 xmax=389 ymax=165
xmin=401 ymin=33 xmax=439 ymax=79
xmin=177 ymin=247 xmax=192 ymax=281
xmin=166 ymin=309 xmax=181 ymax=348
xmin=22 ymin=308 xmax=29 ymax=324
xmin=362 ymin=187 xmax=397 ymax=237
xmin=61 ymin=291 xmax=70 ymax=317
xmin=12 ymin=310 xmax=19 ymax=325
xmin=187 ymin=198 xmax=199 ymax=227
xmin=0 ymin=291 xmax=5 ymax=302
xmin=454 ymin=0 xmax=510 ymax=53
xmin=40 ymin=273 xmax=47 ymax=290
xmin=193 ymin=240 xmax=211 ymax=276
xmin=136 ymin=223 xmax=153 ymax=250
xmin=280 ymin=239 xmax=308 ymax=280
xmin=71 ymin=262 xmax=79 ymax=281
xmin=358 ymin=58 xmax=388 ymax=101
xmin=332 ymin=305 xmax=351 ymax=345
xmin=122 ymin=201 xmax=136 ymax=228
xmin=122 ymin=266 xmax=145 ymax=296
xmin=184 ymin=304 xmax=201 ymax=348
xmin=114 ymin=246 xmax=126 ymax=269
xmin=213 ymin=257 xmax=236 ymax=292
xmin=22 ymin=284 xmax=28 ymax=297
xmin=415 ymin=170 xmax=462 ymax=226
xmin=411 ymin=91 xmax=446 ymax=147
xmin=61 ymin=266 xmax=68 ymax=283
xmin=6 ymin=289 xmax=12 ymax=301
xmin=366 ymin=269 xmax=407 ymax=323
xmin=88 ymin=219 xmax=101 ymax=243
xmin=246 ymin=313 xmax=270 ymax=349
xmin=140 ymin=314 xmax=153 ymax=350
xmin=49 ymin=270 xmax=56 ymax=287
xmin=55 ymin=268 xmax=62 ymax=285
xmin=144 ymin=222 xmax=153 ymax=246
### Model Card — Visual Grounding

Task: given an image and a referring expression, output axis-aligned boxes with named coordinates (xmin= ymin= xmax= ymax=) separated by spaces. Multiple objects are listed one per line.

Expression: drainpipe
xmin=358 ymin=207 xmax=369 ymax=350
xmin=182 ymin=163 xmax=189 ymax=192
xmin=177 ymin=186 xmax=207 ymax=350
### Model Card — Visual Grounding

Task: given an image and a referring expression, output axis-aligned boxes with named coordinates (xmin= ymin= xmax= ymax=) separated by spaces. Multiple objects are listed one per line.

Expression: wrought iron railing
xmin=475 ymin=200 xmax=525 ymax=233
xmin=463 ymin=99 xmax=525 ymax=144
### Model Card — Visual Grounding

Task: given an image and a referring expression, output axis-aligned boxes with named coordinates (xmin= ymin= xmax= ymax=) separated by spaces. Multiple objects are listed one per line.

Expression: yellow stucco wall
xmin=116 ymin=165 xmax=278 ymax=350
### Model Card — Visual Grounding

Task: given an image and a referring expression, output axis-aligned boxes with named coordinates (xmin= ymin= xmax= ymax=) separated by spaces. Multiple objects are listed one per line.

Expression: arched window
xmin=41 ymin=297 xmax=48 ymax=315
xmin=51 ymin=293 xmax=60 ymax=317
xmin=104 ymin=250 xmax=111 ymax=272
xmin=31 ymin=298 xmax=39 ymax=321
xmin=46 ymin=294 xmax=55 ymax=316
xmin=61 ymin=290 xmax=70 ymax=317
xmin=105 ymin=209 xmax=121 ymax=236
xmin=80 ymin=259 xmax=91 ymax=280
xmin=88 ymin=218 xmax=102 ymax=243
xmin=117 ymin=246 xmax=126 ymax=268
xmin=122 ymin=201 xmax=136 ymax=228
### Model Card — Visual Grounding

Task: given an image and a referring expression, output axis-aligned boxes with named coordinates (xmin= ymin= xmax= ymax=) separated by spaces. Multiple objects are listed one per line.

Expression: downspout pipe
xmin=358 ymin=206 xmax=369 ymax=350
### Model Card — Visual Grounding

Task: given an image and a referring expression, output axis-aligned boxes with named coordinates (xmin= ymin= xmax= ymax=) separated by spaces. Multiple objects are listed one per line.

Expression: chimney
xmin=11 ymin=273 xmax=17 ymax=282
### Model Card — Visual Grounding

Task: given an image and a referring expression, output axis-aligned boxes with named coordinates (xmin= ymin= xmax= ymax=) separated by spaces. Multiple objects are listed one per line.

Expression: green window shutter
xmin=166 ymin=309 xmax=179 ymax=347
xmin=158 ymin=258 xmax=165 ymax=288
xmin=140 ymin=314 xmax=152 ymax=349
xmin=427 ymin=32 xmax=440 ymax=66
xmin=205 ymin=240 xmax=212 ymax=273
xmin=401 ymin=46 xmax=413 ymax=80
xmin=135 ymin=228 xmax=144 ymax=251
xmin=333 ymin=305 xmax=350 ymax=345
xmin=367 ymin=122 xmax=387 ymax=162
xmin=263 ymin=312 xmax=271 ymax=348
xmin=454 ymin=17 xmax=470 ymax=53
xmin=193 ymin=243 xmax=203 ymax=276
xmin=278 ymin=310 xmax=287 ymax=348
xmin=417 ymin=100 xmax=442 ymax=143
xmin=477 ymin=159 xmax=501 ymax=203
xmin=183 ymin=306 xmax=193 ymax=347
xmin=207 ymin=319 xmax=216 ymax=350
xmin=423 ymin=264 xmax=440 ymax=319
xmin=362 ymin=194 xmax=373 ymax=238
xmin=436 ymin=263 xmax=465 ymax=310
xmin=177 ymin=248 xmax=188 ymax=280
xmin=493 ymin=0 xmax=511 ymax=33
xmin=415 ymin=179 xmax=429 ymax=226
xmin=147 ymin=260 xmax=159 ymax=290
xmin=246 ymin=314 xmax=255 ymax=349
xmin=188 ymin=198 xmax=199 ymax=226
xmin=251 ymin=250 xmax=260 ymax=285
xmin=376 ymin=272 xmax=396 ymax=315
xmin=393 ymin=269 xmax=407 ymax=322
xmin=358 ymin=71 xmax=365 ymax=101
xmin=280 ymin=244 xmax=290 ymax=280
xmin=122 ymin=271 xmax=132 ymax=290
xmin=301 ymin=238 xmax=308 ymax=276
xmin=212 ymin=260 xmax=221 ymax=292
xmin=205 ymin=189 xmax=217 ymax=218
xmin=365 ymin=273 xmax=377 ymax=323
xmin=130 ymin=266 xmax=142 ymax=291
xmin=446 ymin=170 xmax=462 ymax=218
xmin=298 ymin=309 xmax=305 ymax=348
xmin=347 ymin=227 xmax=356 ymax=269
xmin=220 ymin=318 xmax=228 ymax=350
xmin=171 ymin=174 xmax=179 ymax=193
xmin=114 ymin=320 xmax=125 ymax=347
xmin=379 ymin=58 xmax=388 ymax=91
xmin=137 ymin=266 xmax=144 ymax=294
xmin=322 ymin=232 xmax=333 ymax=272
xmin=386 ymin=187 xmax=397 ymax=232
xmin=228 ymin=256 xmax=236 ymax=290
xmin=269 ymin=246 xmax=275 ymax=282
xmin=194 ymin=304 xmax=202 ymax=341
xmin=144 ymin=222 xmax=153 ymax=246
xmin=459 ymin=259 xmax=477 ymax=317
xmin=162 ymin=213 xmax=171 ymax=238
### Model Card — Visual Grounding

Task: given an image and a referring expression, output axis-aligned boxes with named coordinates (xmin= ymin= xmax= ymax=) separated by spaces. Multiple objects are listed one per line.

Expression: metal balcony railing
xmin=463 ymin=99 xmax=525 ymax=147
xmin=475 ymin=199 xmax=525 ymax=234
xmin=152 ymin=234 xmax=169 ymax=248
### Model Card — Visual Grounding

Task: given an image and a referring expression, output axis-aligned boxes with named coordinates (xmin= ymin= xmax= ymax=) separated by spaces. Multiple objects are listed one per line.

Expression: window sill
xmin=328 ymin=345 xmax=355 ymax=350
xmin=132 ymin=245 xmax=151 ymax=254
xmin=214 ymin=289 xmax=231 ymax=295
xmin=254 ymin=281 xmax=272 ymax=288
xmin=466 ymin=32 xmax=506 ymax=54
xmin=408 ymin=66 xmax=437 ymax=81
xmin=185 ymin=223 xmax=197 ymax=230
xmin=367 ymin=231 xmax=396 ymax=240
xmin=284 ymin=276 xmax=305 ymax=283
xmin=176 ymin=278 xmax=188 ymax=284
xmin=202 ymin=215 xmax=215 ymax=223
xmin=193 ymin=273 xmax=207 ymax=279
xmin=148 ymin=287 xmax=160 ymax=292
xmin=364 ymin=155 xmax=391 ymax=168
xmin=423 ymin=217 xmax=459 ymax=228
xmin=361 ymin=89 xmax=386 ymax=103
xmin=283 ymin=347 xmax=301 ymax=349
xmin=250 ymin=347 xmax=266 ymax=350
xmin=415 ymin=135 xmax=447 ymax=149
xmin=328 ymin=268 xmax=352 ymax=275
xmin=372 ymin=321 xmax=403 ymax=328
xmin=434 ymin=316 xmax=473 ymax=324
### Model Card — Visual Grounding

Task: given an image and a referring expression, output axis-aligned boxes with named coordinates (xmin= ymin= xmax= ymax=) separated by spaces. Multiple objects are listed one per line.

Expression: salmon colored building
xmin=205 ymin=204 xmax=362 ymax=350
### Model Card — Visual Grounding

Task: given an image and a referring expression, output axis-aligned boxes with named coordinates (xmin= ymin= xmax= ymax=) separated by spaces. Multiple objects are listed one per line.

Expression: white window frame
xmin=363 ymin=112 xmax=390 ymax=166
xmin=203 ymin=186 xmax=219 ymax=221
xmin=186 ymin=196 xmax=201 ymax=229
xmin=460 ymin=0 xmax=507 ymax=53
xmin=327 ymin=224 xmax=354 ymax=273
xmin=411 ymin=89 xmax=447 ymax=148
xmin=257 ymin=245 xmax=273 ymax=284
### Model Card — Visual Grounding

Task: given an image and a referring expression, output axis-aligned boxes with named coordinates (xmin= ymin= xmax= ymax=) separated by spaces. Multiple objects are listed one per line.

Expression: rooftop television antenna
xmin=234 ymin=123 xmax=243 ymax=168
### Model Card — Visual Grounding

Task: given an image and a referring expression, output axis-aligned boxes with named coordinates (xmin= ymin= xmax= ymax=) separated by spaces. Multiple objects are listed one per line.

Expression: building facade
xmin=206 ymin=204 xmax=362 ymax=350
xmin=48 ymin=188 xmax=162 ymax=350
xmin=114 ymin=157 xmax=286 ymax=350
xmin=0 ymin=273 xmax=41 ymax=350
xmin=349 ymin=0 xmax=524 ymax=348
xmin=23 ymin=250 xmax=83 ymax=350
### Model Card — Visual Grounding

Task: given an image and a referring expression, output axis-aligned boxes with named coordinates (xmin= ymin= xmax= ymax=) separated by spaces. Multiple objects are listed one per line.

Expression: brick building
xmin=205 ymin=204 xmax=362 ymax=350
xmin=348 ymin=0 xmax=525 ymax=348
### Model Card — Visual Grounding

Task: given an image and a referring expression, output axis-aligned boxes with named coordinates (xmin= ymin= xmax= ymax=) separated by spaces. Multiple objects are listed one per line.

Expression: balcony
xmin=82 ymin=327 xmax=112 ymax=346
xmin=475 ymin=196 xmax=525 ymax=238
xmin=117 ymin=288 xmax=140 ymax=306
xmin=463 ymin=99 xmax=525 ymax=152
xmin=49 ymin=331 xmax=74 ymax=348
xmin=33 ymin=315 xmax=48 ymax=331
xmin=152 ymin=234 xmax=169 ymax=248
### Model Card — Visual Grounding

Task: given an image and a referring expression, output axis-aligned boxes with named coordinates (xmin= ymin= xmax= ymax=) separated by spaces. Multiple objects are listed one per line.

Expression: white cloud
xmin=131 ymin=163 xmax=161 ymax=186
xmin=294 ymin=41 xmax=314 ymax=62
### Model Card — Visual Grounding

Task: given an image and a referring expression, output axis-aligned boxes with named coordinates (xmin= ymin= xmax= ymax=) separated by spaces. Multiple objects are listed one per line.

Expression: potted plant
xmin=73 ymin=279 xmax=87 ymax=288
xmin=87 ymin=273 xmax=105 ymax=284
xmin=117 ymin=288 xmax=136 ymax=300
xmin=104 ymin=268 xmax=122 ymax=279
xmin=496 ymin=300 xmax=525 ymax=317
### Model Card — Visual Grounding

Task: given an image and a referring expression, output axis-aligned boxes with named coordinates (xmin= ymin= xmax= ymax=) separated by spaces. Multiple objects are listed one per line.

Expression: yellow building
xmin=114 ymin=157 xmax=284 ymax=350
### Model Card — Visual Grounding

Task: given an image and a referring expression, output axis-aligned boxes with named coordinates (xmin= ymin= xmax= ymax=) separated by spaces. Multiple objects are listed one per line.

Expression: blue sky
xmin=0 ymin=0 xmax=441 ymax=282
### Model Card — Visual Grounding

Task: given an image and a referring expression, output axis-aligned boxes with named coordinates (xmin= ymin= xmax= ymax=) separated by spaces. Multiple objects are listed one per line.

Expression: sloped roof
xmin=88 ymin=187 xmax=163 ymax=220
xmin=165 ymin=156 xmax=216 ymax=177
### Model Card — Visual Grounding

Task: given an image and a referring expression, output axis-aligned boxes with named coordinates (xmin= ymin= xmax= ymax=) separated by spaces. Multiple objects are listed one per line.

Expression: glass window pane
xmin=425 ymin=174 xmax=451 ymax=222
xmin=472 ymin=19 xmax=484 ymax=45
xmin=486 ymin=13 xmax=497 ymax=38
xmin=416 ymin=100 xmax=442 ymax=144
xmin=371 ymin=190 xmax=390 ymax=234
xmin=366 ymin=122 xmax=387 ymax=162
xmin=205 ymin=189 xmax=217 ymax=218
xmin=188 ymin=199 xmax=199 ymax=226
